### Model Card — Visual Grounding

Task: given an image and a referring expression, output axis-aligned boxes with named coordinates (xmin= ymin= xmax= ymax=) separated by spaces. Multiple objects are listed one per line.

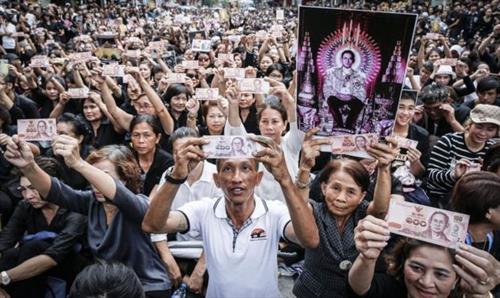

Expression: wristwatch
xmin=1 ymin=271 xmax=10 ymax=285
xmin=164 ymin=167 xmax=187 ymax=185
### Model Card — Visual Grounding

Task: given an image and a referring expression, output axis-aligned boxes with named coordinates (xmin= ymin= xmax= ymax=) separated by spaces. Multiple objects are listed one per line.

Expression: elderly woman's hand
xmin=250 ymin=134 xmax=290 ymax=183
xmin=52 ymin=135 xmax=83 ymax=169
xmin=367 ymin=136 xmax=399 ymax=169
xmin=354 ymin=215 xmax=390 ymax=260
xmin=299 ymin=128 xmax=331 ymax=172
xmin=454 ymin=243 xmax=500 ymax=296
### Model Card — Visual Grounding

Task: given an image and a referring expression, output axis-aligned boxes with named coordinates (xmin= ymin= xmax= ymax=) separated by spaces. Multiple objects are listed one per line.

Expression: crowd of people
xmin=0 ymin=0 xmax=498 ymax=297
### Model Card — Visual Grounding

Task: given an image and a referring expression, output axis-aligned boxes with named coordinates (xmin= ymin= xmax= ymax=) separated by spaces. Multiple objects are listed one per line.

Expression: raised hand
xmin=353 ymin=215 xmax=390 ymax=260
xmin=3 ymin=135 xmax=35 ymax=170
xmin=299 ymin=128 xmax=331 ymax=171
xmin=52 ymin=135 xmax=82 ymax=169
xmin=366 ymin=136 xmax=399 ymax=169
xmin=250 ymin=134 xmax=289 ymax=183
xmin=171 ymin=138 xmax=208 ymax=179
xmin=185 ymin=96 xmax=200 ymax=116
xmin=454 ymin=243 xmax=500 ymax=296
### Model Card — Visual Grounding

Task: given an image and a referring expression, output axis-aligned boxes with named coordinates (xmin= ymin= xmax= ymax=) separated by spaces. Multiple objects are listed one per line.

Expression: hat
xmin=450 ymin=44 xmax=463 ymax=55
xmin=431 ymin=64 xmax=456 ymax=80
xmin=470 ymin=104 xmax=500 ymax=127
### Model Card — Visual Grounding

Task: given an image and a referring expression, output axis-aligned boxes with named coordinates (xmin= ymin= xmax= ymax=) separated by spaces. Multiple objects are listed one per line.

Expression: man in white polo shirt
xmin=142 ymin=135 xmax=302 ymax=298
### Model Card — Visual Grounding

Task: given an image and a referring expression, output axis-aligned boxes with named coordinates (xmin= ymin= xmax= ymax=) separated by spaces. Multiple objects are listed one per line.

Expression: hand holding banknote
xmin=250 ymin=134 xmax=290 ymax=183
xmin=299 ymin=128 xmax=332 ymax=171
xmin=172 ymin=137 xmax=208 ymax=179
xmin=366 ymin=136 xmax=399 ymax=169
xmin=454 ymin=244 xmax=500 ymax=296
xmin=354 ymin=215 xmax=390 ymax=260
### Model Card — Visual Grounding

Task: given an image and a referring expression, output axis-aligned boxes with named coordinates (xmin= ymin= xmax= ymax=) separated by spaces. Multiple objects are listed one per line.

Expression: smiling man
xmin=142 ymin=135 xmax=300 ymax=298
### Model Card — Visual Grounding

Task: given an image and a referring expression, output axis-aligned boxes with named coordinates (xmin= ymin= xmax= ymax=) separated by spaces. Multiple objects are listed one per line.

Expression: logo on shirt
xmin=249 ymin=228 xmax=267 ymax=241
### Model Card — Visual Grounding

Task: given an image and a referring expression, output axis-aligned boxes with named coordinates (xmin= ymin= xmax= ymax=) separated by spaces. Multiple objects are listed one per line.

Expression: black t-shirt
xmin=85 ymin=118 xmax=125 ymax=149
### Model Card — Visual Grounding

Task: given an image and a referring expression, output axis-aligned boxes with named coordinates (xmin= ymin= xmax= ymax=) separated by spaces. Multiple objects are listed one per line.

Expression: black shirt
xmin=85 ymin=118 xmax=125 ymax=149
xmin=241 ymin=104 xmax=260 ymax=135
xmin=417 ymin=103 xmax=470 ymax=137
xmin=346 ymin=273 xmax=407 ymax=298
xmin=137 ymin=147 xmax=174 ymax=196
xmin=0 ymin=201 xmax=86 ymax=264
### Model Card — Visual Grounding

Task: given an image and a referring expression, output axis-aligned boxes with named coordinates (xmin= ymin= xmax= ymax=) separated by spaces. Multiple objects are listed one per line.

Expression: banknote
xmin=328 ymin=133 xmax=379 ymax=157
xmin=386 ymin=200 xmax=469 ymax=249
xmin=191 ymin=39 xmax=212 ymax=52
xmin=182 ymin=60 xmax=200 ymax=69
xmin=167 ymin=73 xmax=187 ymax=84
xmin=68 ymin=52 xmax=93 ymax=63
xmin=435 ymin=58 xmax=457 ymax=66
xmin=256 ymin=30 xmax=267 ymax=40
xmin=0 ymin=59 xmax=8 ymax=76
xmin=102 ymin=64 xmax=125 ymax=77
xmin=424 ymin=32 xmax=441 ymax=40
xmin=67 ymin=88 xmax=89 ymax=99
xmin=238 ymin=78 xmax=270 ymax=94
xmin=148 ymin=41 xmax=166 ymax=51
xmin=18 ymin=118 xmax=57 ymax=142
xmin=30 ymin=55 xmax=50 ymax=68
xmin=217 ymin=54 xmax=233 ymax=63
xmin=202 ymin=136 xmax=256 ymax=159
xmin=95 ymin=31 xmax=116 ymax=39
xmin=195 ymin=88 xmax=219 ymax=101
xmin=394 ymin=136 xmax=418 ymax=149
xmin=125 ymin=50 xmax=141 ymax=58
xmin=223 ymin=68 xmax=246 ymax=79
xmin=276 ymin=9 xmax=285 ymax=20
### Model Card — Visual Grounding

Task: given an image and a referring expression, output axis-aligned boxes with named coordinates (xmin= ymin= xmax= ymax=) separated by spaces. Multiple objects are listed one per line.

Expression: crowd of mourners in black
xmin=0 ymin=0 xmax=499 ymax=297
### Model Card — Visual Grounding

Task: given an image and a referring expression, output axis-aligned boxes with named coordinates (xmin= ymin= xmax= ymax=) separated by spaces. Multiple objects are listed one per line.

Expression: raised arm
xmin=51 ymin=134 xmax=118 ymax=199
xmin=128 ymin=67 xmax=174 ymax=134
xmin=348 ymin=215 xmax=390 ymax=295
xmin=366 ymin=137 xmax=399 ymax=219
xmin=251 ymin=134 xmax=320 ymax=248
xmin=226 ymin=86 xmax=243 ymax=128
xmin=142 ymin=137 xmax=208 ymax=234
xmin=100 ymin=78 xmax=134 ymax=131
xmin=4 ymin=136 xmax=52 ymax=197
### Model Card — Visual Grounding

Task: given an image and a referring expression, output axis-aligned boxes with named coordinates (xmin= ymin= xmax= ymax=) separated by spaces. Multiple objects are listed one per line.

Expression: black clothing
xmin=137 ymin=147 xmax=174 ymax=196
xmin=417 ymin=104 xmax=470 ymax=137
xmin=241 ymin=104 xmax=260 ymax=135
xmin=346 ymin=273 xmax=407 ymax=298
xmin=85 ymin=118 xmax=125 ymax=149
xmin=14 ymin=93 xmax=40 ymax=119
xmin=0 ymin=201 xmax=86 ymax=264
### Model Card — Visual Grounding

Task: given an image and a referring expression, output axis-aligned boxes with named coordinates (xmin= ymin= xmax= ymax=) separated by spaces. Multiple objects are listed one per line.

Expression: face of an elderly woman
xmin=403 ymin=245 xmax=457 ymax=298
xmin=320 ymin=169 xmax=366 ymax=217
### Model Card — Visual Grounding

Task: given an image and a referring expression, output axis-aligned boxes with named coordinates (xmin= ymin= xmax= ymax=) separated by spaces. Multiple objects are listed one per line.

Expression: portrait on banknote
xmin=18 ymin=119 xmax=57 ymax=142
xmin=297 ymin=7 xmax=417 ymax=137
xmin=202 ymin=136 xmax=256 ymax=159
xmin=386 ymin=200 xmax=469 ymax=249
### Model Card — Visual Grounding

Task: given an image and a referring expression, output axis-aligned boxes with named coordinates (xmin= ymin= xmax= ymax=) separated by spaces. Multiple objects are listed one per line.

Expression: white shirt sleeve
xmin=284 ymin=121 xmax=305 ymax=156
xmin=267 ymin=201 xmax=291 ymax=239
xmin=224 ymin=120 xmax=248 ymax=136
xmin=177 ymin=199 xmax=211 ymax=234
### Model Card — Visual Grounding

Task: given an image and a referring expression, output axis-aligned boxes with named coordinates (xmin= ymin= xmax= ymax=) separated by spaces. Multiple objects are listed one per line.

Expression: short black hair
xmin=477 ymin=77 xmax=500 ymax=93
xmin=69 ymin=262 xmax=145 ymax=298
xmin=418 ymin=84 xmax=449 ymax=104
